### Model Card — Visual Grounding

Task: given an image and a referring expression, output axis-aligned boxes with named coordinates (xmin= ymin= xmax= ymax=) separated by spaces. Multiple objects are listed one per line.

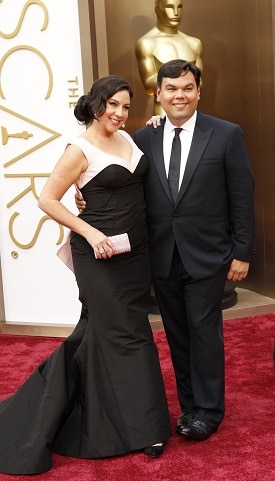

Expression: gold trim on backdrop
xmin=77 ymin=0 xmax=95 ymax=92
xmin=77 ymin=0 xmax=109 ymax=92
xmin=93 ymin=0 xmax=109 ymax=78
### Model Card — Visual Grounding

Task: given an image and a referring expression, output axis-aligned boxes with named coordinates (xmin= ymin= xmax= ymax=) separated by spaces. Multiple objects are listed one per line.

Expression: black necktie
xmin=168 ymin=128 xmax=182 ymax=203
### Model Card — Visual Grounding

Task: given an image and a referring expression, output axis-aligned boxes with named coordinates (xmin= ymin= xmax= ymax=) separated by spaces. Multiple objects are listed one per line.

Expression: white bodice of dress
xmin=71 ymin=129 xmax=144 ymax=190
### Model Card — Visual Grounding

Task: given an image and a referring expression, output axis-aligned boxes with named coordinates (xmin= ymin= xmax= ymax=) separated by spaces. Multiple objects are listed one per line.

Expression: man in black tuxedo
xmin=133 ymin=59 xmax=255 ymax=441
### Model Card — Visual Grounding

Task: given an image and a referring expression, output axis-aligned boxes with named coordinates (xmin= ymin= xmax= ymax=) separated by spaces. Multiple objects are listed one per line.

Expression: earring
xmin=122 ymin=123 xmax=125 ymax=128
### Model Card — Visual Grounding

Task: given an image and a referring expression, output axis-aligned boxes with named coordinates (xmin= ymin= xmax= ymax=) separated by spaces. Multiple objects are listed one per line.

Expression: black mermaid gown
xmin=0 ymin=132 xmax=171 ymax=474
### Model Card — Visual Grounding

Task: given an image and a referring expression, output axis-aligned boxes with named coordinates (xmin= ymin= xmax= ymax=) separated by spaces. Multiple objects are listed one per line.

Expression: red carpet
xmin=0 ymin=313 xmax=274 ymax=481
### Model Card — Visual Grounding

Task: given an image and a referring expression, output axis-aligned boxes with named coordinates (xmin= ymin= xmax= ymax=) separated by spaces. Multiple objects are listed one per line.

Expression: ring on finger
xmin=98 ymin=247 xmax=105 ymax=254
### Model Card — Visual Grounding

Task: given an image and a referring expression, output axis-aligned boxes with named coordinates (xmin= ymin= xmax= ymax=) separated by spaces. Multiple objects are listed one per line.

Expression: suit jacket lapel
xmin=176 ymin=121 xmax=213 ymax=205
xmin=150 ymin=124 xmax=172 ymax=202
xmin=149 ymin=115 xmax=214 ymax=206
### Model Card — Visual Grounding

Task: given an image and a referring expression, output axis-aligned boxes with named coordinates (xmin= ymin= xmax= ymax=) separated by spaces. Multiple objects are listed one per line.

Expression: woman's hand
xmin=85 ymin=227 xmax=115 ymax=259
xmin=146 ymin=114 xmax=165 ymax=128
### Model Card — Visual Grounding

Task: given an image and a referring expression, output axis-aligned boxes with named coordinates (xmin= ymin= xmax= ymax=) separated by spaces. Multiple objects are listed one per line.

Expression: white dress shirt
xmin=163 ymin=111 xmax=197 ymax=191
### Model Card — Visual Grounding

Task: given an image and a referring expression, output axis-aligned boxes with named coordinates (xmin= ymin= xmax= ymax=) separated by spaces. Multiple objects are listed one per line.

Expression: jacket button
xmin=173 ymin=215 xmax=178 ymax=220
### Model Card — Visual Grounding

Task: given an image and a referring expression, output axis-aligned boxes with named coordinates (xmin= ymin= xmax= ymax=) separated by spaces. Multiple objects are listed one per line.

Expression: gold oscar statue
xmin=135 ymin=0 xmax=203 ymax=114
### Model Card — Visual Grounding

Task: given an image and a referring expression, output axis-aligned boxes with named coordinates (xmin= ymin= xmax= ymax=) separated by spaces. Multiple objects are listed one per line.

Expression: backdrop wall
xmin=1 ymin=0 xmax=275 ymax=329
xmin=0 ymin=0 xmax=88 ymax=326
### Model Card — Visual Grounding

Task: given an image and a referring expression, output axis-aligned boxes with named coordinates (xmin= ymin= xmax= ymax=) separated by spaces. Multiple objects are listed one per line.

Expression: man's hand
xmin=75 ymin=189 xmax=86 ymax=213
xmin=227 ymin=259 xmax=250 ymax=282
xmin=146 ymin=114 xmax=165 ymax=128
xmin=74 ymin=190 xmax=114 ymax=258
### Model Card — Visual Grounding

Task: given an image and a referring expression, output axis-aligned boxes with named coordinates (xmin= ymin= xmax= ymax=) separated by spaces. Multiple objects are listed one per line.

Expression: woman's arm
xmin=38 ymin=144 xmax=114 ymax=258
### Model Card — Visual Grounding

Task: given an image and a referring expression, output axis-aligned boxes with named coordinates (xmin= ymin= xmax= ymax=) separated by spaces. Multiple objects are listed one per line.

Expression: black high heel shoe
xmin=144 ymin=443 xmax=164 ymax=458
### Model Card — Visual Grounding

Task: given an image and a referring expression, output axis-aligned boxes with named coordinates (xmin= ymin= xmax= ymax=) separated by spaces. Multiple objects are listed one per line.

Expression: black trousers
xmin=153 ymin=247 xmax=228 ymax=427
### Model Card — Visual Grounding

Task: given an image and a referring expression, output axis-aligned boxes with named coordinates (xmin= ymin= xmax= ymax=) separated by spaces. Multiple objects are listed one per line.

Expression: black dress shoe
xmin=144 ymin=443 xmax=164 ymax=458
xmin=178 ymin=419 xmax=217 ymax=441
xmin=176 ymin=413 xmax=194 ymax=433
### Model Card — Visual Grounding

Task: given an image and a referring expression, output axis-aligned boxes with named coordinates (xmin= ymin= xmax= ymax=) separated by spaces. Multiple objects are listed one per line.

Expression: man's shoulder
xmin=197 ymin=111 xmax=239 ymax=130
xmin=134 ymin=124 xmax=155 ymax=138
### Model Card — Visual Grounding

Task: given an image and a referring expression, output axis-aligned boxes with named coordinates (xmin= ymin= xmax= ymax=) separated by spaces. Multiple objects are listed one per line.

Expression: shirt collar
xmin=164 ymin=110 xmax=197 ymax=134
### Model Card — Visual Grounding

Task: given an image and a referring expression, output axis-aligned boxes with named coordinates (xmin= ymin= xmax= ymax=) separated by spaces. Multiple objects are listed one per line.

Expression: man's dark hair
xmin=157 ymin=60 xmax=201 ymax=88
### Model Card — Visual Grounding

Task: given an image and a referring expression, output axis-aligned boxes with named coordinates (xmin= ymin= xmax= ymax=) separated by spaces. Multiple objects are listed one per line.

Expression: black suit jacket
xmin=134 ymin=111 xmax=255 ymax=279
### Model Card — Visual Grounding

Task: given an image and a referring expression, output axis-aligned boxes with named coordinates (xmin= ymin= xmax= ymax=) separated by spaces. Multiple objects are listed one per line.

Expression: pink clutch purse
xmin=109 ymin=233 xmax=131 ymax=255
xmin=95 ymin=233 xmax=131 ymax=258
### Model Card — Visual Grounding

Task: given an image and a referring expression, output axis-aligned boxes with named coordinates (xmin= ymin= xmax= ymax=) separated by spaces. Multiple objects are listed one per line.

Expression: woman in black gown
xmin=0 ymin=76 xmax=171 ymax=474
